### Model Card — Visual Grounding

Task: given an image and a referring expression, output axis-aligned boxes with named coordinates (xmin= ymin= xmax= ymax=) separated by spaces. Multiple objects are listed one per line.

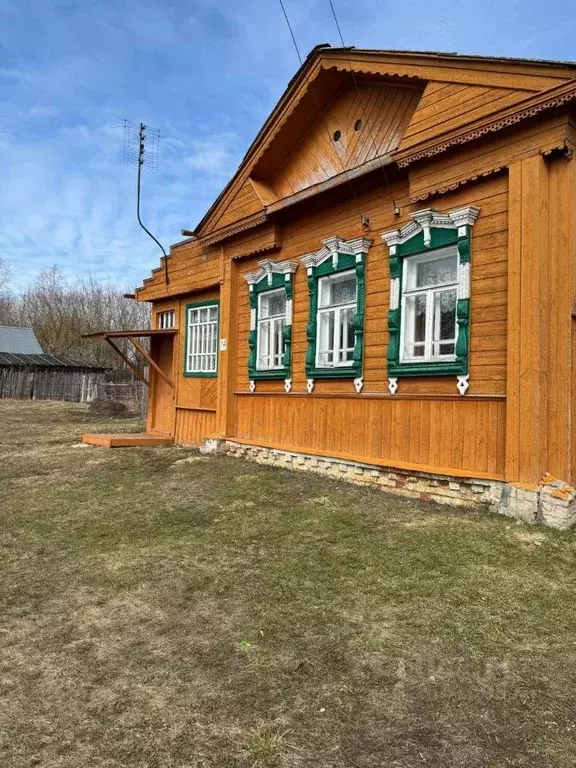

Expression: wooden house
xmin=97 ymin=47 xmax=576 ymax=527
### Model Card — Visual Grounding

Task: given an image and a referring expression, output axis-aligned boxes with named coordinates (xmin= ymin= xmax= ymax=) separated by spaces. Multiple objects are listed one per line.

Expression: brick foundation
xmin=199 ymin=439 xmax=576 ymax=530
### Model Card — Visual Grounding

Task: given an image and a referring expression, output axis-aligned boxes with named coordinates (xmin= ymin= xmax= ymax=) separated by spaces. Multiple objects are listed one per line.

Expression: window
xmin=401 ymin=248 xmax=458 ymax=363
xmin=185 ymin=302 xmax=219 ymax=376
xmin=244 ymin=259 xmax=297 ymax=384
xmin=316 ymin=270 xmax=357 ymax=367
xmin=300 ymin=235 xmax=370 ymax=384
xmin=157 ymin=310 xmax=175 ymax=329
xmin=257 ymin=289 xmax=286 ymax=370
xmin=381 ymin=205 xmax=480 ymax=386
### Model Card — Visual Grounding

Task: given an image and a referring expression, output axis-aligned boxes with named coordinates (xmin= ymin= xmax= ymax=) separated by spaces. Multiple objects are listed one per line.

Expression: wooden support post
xmin=105 ymin=338 xmax=149 ymax=386
xmin=129 ymin=337 xmax=174 ymax=389
xmin=506 ymin=155 xmax=550 ymax=484
xmin=215 ymin=249 xmax=238 ymax=438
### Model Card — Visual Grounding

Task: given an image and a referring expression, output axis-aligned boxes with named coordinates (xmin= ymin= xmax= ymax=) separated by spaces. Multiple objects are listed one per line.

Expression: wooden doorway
xmin=149 ymin=335 xmax=175 ymax=436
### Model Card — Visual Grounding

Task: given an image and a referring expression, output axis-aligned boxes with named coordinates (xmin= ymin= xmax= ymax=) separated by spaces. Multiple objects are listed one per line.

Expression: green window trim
xmin=244 ymin=259 xmax=298 ymax=383
xmin=183 ymin=299 xmax=220 ymax=378
xmin=381 ymin=207 xmax=479 ymax=386
xmin=301 ymin=236 xmax=372 ymax=384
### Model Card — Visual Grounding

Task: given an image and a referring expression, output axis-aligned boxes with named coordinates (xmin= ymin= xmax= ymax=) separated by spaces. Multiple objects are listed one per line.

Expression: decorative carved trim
xmin=457 ymin=375 xmax=470 ymax=396
xmin=306 ymin=378 xmax=315 ymax=394
xmin=390 ymin=277 xmax=400 ymax=311
xmin=200 ymin=215 xmax=269 ymax=247
xmin=353 ymin=377 xmax=364 ymax=394
xmin=382 ymin=207 xmax=480 ymax=250
xmin=284 ymin=378 xmax=292 ymax=393
xmin=395 ymin=83 xmax=576 ymax=168
xmin=382 ymin=206 xmax=478 ymax=381
xmin=322 ymin=62 xmax=423 ymax=84
xmin=249 ymin=380 xmax=256 ymax=393
xmin=410 ymin=167 xmax=505 ymax=203
xmin=245 ymin=260 xmax=297 ymax=382
xmin=244 ymin=258 xmax=298 ymax=286
xmin=301 ymin=235 xmax=372 ymax=274
xmin=388 ymin=378 xmax=398 ymax=395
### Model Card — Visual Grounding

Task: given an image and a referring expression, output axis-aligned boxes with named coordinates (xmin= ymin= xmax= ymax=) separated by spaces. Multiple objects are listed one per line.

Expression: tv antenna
xmin=123 ymin=120 xmax=169 ymax=284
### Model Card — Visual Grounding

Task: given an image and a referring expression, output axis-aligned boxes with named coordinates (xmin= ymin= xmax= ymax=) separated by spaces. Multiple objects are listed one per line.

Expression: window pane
xmin=416 ymin=255 xmax=457 ymax=288
xmin=258 ymin=321 xmax=270 ymax=368
xmin=317 ymin=310 xmax=335 ymax=365
xmin=434 ymin=289 xmax=456 ymax=356
xmin=404 ymin=294 xmax=427 ymax=358
xmin=338 ymin=306 xmax=355 ymax=363
xmin=319 ymin=272 xmax=356 ymax=307
xmin=257 ymin=315 xmax=285 ymax=369
xmin=329 ymin=275 xmax=356 ymax=305
xmin=260 ymin=290 xmax=286 ymax=319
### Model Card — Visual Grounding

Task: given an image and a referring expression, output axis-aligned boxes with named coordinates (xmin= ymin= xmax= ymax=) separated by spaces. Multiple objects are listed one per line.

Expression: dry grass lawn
xmin=1 ymin=400 xmax=576 ymax=767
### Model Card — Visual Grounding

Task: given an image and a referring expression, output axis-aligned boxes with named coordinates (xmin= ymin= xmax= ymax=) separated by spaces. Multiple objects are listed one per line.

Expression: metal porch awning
xmin=82 ymin=329 xmax=177 ymax=388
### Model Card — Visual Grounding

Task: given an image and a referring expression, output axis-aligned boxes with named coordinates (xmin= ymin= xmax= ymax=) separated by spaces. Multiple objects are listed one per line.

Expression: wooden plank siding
xmin=232 ymin=394 xmax=506 ymax=479
xmin=137 ymin=240 xmax=221 ymax=302
xmin=234 ymin=174 xmax=508 ymax=397
xmin=222 ymin=174 xmax=509 ymax=477
xmin=175 ymin=407 xmax=218 ymax=446
xmin=272 ymin=82 xmax=422 ymax=199
xmin=134 ymin=50 xmax=576 ymax=487
xmin=205 ymin=180 xmax=264 ymax=235
xmin=398 ymin=82 xmax=535 ymax=153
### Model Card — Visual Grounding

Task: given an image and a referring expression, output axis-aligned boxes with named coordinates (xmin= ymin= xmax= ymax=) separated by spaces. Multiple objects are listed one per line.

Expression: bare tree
xmin=0 ymin=259 xmax=18 ymax=326
xmin=14 ymin=266 xmax=150 ymax=370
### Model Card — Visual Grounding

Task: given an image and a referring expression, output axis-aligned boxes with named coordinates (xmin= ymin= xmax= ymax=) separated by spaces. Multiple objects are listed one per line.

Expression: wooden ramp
xmin=82 ymin=433 xmax=173 ymax=448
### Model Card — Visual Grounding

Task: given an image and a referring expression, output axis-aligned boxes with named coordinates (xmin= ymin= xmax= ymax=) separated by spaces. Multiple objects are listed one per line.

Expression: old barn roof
xmin=0 ymin=351 xmax=107 ymax=369
xmin=0 ymin=327 xmax=107 ymax=369
xmin=0 ymin=326 xmax=44 ymax=354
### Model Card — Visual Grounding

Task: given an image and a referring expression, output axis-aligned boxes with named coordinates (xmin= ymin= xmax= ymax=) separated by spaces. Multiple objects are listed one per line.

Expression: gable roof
xmin=192 ymin=46 xmax=576 ymax=239
xmin=137 ymin=46 xmax=576 ymax=300
xmin=0 ymin=326 xmax=44 ymax=354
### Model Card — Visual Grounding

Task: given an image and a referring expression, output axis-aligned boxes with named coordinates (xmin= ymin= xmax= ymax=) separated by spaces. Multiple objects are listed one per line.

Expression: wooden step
xmin=82 ymin=433 xmax=174 ymax=448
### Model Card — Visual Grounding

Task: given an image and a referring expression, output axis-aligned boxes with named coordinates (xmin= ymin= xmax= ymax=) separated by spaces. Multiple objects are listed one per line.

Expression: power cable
xmin=275 ymin=0 xmax=369 ymax=229
xmin=327 ymin=0 xmax=400 ymax=215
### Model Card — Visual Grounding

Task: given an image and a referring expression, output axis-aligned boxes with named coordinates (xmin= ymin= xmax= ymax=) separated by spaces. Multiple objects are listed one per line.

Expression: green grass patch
xmin=1 ymin=400 xmax=576 ymax=767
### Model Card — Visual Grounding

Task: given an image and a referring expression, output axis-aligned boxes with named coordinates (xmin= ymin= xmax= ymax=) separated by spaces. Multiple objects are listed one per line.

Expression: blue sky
xmin=1 ymin=0 xmax=574 ymax=290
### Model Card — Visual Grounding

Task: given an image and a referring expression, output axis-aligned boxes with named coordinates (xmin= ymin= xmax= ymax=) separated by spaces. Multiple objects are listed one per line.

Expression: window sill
xmin=388 ymin=360 xmax=467 ymax=378
xmin=183 ymin=371 xmax=218 ymax=378
xmin=306 ymin=366 xmax=359 ymax=379
xmin=251 ymin=369 xmax=289 ymax=380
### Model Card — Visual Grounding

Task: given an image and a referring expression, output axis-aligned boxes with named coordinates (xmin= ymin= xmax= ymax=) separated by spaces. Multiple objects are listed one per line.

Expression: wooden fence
xmin=0 ymin=366 xmax=107 ymax=403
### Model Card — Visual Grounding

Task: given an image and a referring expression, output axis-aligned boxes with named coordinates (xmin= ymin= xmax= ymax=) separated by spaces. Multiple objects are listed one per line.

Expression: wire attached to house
xmin=277 ymin=0 xmax=303 ymax=64
xmin=275 ymin=0 xmax=370 ymax=230
xmin=327 ymin=0 xmax=400 ymax=216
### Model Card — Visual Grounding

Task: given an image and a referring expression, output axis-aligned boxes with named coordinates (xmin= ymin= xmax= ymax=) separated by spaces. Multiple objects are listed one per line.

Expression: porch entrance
xmin=81 ymin=328 xmax=177 ymax=446
xmin=149 ymin=334 xmax=175 ymax=435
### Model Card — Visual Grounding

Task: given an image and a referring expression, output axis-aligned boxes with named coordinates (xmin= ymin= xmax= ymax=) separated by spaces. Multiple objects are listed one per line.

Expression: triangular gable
xmin=271 ymin=80 xmax=422 ymax=199
xmin=194 ymin=48 xmax=576 ymax=242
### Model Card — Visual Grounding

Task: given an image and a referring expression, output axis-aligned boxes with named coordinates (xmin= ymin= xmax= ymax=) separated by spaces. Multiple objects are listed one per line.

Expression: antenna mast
xmin=124 ymin=120 xmax=169 ymax=284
